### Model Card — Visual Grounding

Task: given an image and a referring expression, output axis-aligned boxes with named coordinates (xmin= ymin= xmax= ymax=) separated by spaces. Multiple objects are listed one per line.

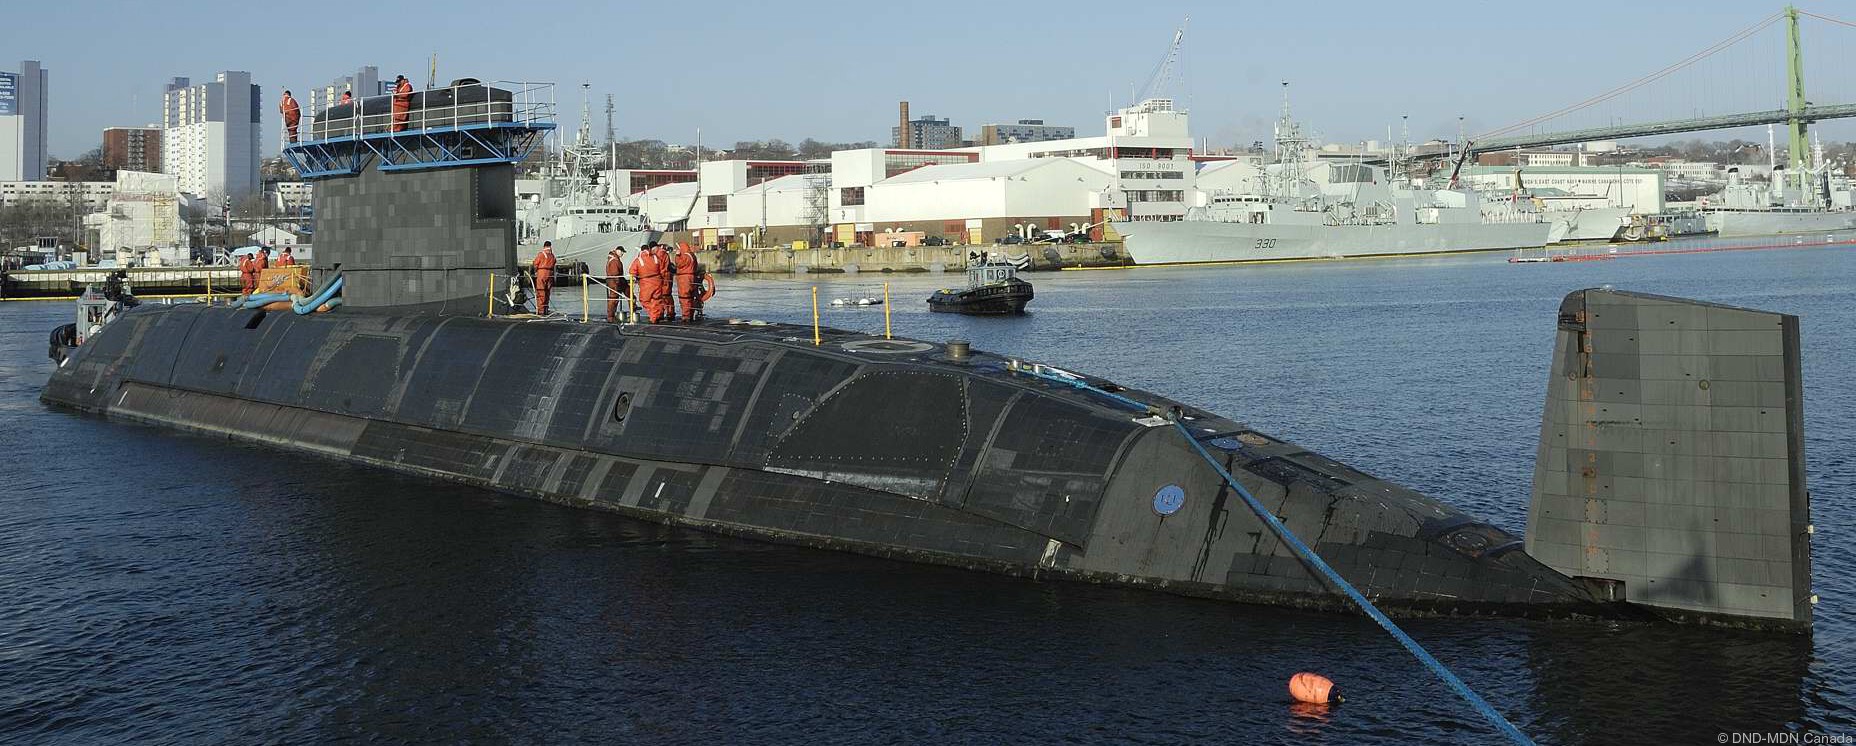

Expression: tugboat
xmin=927 ymin=257 xmax=1034 ymax=315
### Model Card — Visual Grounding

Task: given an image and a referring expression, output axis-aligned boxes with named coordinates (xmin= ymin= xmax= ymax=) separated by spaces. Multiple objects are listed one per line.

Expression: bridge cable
xmin=1478 ymin=11 xmax=1782 ymax=140
xmin=1006 ymin=363 xmax=1536 ymax=745
xmin=1798 ymin=10 xmax=1856 ymax=29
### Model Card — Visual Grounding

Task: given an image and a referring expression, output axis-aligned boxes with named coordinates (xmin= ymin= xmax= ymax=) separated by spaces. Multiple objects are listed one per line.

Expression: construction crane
xmin=1135 ymin=17 xmax=1188 ymax=105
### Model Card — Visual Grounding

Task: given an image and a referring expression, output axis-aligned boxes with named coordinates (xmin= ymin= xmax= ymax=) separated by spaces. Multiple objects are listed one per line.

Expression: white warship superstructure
xmin=1117 ymin=97 xmax=1550 ymax=265
xmin=516 ymin=94 xmax=653 ymax=265
xmin=1702 ymin=130 xmax=1856 ymax=237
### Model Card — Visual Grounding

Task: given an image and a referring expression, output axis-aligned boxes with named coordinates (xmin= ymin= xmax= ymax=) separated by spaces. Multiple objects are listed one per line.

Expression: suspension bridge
xmin=1464 ymin=6 xmax=1856 ymax=179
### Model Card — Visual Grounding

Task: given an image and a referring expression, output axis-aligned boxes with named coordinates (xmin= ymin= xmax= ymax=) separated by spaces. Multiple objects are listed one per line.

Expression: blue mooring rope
xmin=1007 ymin=363 xmax=1534 ymax=745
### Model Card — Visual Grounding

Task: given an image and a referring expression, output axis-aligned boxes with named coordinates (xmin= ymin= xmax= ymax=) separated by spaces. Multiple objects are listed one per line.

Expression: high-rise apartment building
xmin=309 ymin=65 xmax=387 ymax=115
xmin=162 ymin=71 xmax=261 ymax=200
xmin=0 ymin=60 xmax=49 ymax=181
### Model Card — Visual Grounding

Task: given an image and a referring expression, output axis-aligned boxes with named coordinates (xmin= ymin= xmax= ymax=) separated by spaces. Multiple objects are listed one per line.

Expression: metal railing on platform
xmin=298 ymin=81 xmax=555 ymax=144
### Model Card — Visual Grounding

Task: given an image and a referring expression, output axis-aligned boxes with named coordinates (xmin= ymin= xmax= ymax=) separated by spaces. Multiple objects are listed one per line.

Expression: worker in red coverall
xmin=630 ymin=243 xmax=669 ymax=323
xmin=651 ymin=243 xmax=675 ymax=322
xmin=603 ymin=246 xmax=630 ymax=322
xmin=276 ymin=246 xmax=296 ymax=267
xmin=672 ymin=243 xmax=699 ymax=321
xmin=238 ymin=253 xmax=256 ymax=296
xmin=390 ymin=75 xmax=413 ymax=132
xmin=279 ymin=90 xmax=301 ymax=143
xmin=254 ymin=247 xmax=270 ymax=272
xmin=532 ymin=241 xmax=558 ymax=315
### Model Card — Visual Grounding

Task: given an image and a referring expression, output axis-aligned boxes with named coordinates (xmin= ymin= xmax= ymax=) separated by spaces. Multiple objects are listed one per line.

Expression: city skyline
xmin=7 ymin=0 xmax=1856 ymax=160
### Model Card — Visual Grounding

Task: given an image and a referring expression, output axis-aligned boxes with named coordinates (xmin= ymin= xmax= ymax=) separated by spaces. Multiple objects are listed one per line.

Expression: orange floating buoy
xmin=1288 ymin=672 xmax=1341 ymax=705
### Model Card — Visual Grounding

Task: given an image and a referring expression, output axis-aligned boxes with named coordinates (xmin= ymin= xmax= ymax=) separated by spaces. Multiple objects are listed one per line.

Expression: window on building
xmin=707 ymin=195 xmax=728 ymax=212
xmin=840 ymin=187 xmax=865 ymax=206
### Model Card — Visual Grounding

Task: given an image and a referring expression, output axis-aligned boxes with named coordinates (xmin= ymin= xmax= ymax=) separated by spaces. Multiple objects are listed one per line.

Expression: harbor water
xmin=1 ymin=245 xmax=1852 ymax=743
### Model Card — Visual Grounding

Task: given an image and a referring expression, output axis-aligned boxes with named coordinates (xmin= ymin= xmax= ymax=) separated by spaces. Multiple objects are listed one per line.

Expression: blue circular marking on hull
xmin=1153 ymin=484 xmax=1185 ymax=516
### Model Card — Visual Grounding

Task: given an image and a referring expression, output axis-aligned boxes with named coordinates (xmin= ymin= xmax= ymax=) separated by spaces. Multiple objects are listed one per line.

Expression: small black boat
xmin=927 ymin=262 xmax=1034 ymax=315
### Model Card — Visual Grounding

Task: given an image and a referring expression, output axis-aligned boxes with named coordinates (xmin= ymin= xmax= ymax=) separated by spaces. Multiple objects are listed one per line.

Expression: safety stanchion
xmin=883 ymin=282 xmax=892 ymax=339
xmin=811 ymin=286 xmax=821 ymax=346
xmin=581 ymin=272 xmax=589 ymax=322
xmin=487 ymin=272 xmax=495 ymax=316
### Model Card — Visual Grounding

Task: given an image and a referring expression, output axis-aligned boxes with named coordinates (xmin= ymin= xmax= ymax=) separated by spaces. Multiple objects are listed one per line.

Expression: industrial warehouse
xmin=617 ymin=98 xmax=1219 ymax=250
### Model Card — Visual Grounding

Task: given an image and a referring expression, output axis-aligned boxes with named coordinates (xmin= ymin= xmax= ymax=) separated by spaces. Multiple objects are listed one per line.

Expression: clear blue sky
xmin=8 ymin=0 xmax=1856 ymax=160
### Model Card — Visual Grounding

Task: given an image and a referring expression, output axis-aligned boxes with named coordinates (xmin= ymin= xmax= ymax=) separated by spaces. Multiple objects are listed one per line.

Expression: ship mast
xmin=1272 ymin=81 xmax=1310 ymax=199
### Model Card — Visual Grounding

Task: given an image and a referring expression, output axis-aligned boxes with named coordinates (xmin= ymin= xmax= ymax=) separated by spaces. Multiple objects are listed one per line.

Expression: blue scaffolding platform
xmin=282 ymin=80 xmax=555 ymax=179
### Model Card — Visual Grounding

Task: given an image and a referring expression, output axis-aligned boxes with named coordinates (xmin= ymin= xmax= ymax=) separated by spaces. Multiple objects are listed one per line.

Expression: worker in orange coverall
xmin=672 ymin=243 xmax=717 ymax=322
xmin=604 ymin=246 xmax=630 ymax=322
xmin=532 ymin=241 xmax=558 ymax=315
xmin=238 ymin=253 xmax=257 ymax=296
xmin=630 ymin=243 xmax=670 ymax=323
xmin=651 ymin=244 xmax=675 ymax=321
xmin=390 ymin=75 xmax=413 ymax=132
xmin=279 ymin=90 xmax=301 ymax=143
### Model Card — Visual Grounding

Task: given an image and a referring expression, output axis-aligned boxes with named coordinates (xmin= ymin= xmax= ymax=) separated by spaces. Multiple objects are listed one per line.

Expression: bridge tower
xmin=1786 ymin=5 xmax=1808 ymax=187
xmin=281 ymin=79 xmax=554 ymax=315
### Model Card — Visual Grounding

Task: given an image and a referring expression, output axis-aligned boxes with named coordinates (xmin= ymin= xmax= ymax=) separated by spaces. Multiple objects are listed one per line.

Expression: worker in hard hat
xmin=390 ymin=75 xmax=413 ymax=132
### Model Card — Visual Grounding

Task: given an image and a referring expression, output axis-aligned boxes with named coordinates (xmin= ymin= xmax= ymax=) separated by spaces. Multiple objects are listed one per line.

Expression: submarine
xmin=41 ymin=80 xmax=1814 ymax=631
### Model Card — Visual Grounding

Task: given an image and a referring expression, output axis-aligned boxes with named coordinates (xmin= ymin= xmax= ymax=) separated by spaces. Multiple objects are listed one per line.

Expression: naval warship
xmin=1115 ymin=99 xmax=1552 ymax=266
xmin=41 ymin=80 xmax=1814 ymax=631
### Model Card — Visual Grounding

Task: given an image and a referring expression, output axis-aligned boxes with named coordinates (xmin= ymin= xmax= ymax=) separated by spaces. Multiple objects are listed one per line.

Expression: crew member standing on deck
xmin=630 ymin=243 xmax=667 ymax=323
xmin=277 ymin=246 xmax=296 ymax=267
xmin=238 ymin=252 xmax=257 ymax=296
xmin=672 ymin=243 xmax=698 ymax=321
xmin=532 ymin=241 xmax=558 ymax=315
xmin=279 ymin=90 xmax=301 ymax=143
xmin=339 ymin=90 xmax=353 ymax=105
xmin=651 ymin=243 xmax=675 ymax=322
xmin=390 ymin=75 xmax=413 ymax=132
xmin=690 ymin=260 xmax=716 ymax=321
xmin=604 ymin=246 xmax=629 ymax=322
xmin=254 ymin=247 xmax=270 ymax=272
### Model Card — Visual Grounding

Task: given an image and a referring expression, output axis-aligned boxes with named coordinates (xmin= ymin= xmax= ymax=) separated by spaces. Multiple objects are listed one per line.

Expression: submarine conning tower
xmin=1527 ymin=289 xmax=1815 ymax=630
xmin=281 ymin=79 xmax=555 ymax=314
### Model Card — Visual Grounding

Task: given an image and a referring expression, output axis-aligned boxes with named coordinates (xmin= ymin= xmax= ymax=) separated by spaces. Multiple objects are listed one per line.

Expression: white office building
xmin=0 ymin=60 xmax=48 ymax=181
xmin=272 ymin=180 xmax=312 ymax=212
xmin=162 ymin=71 xmax=261 ymax=202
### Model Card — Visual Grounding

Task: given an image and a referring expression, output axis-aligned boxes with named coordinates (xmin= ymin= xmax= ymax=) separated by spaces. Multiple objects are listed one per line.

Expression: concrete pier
xmin=1 ymin=266 xmax=242 ymax=300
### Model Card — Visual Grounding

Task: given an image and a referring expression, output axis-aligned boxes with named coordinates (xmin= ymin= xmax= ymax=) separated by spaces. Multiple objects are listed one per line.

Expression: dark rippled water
xmin=2 ymin=245 xmax=1851 ymax=744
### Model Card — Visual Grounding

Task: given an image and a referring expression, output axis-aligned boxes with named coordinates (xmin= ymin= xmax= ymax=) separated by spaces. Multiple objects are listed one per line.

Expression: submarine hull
xmin=43 ymin=304 xmax=1605 ymax=618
